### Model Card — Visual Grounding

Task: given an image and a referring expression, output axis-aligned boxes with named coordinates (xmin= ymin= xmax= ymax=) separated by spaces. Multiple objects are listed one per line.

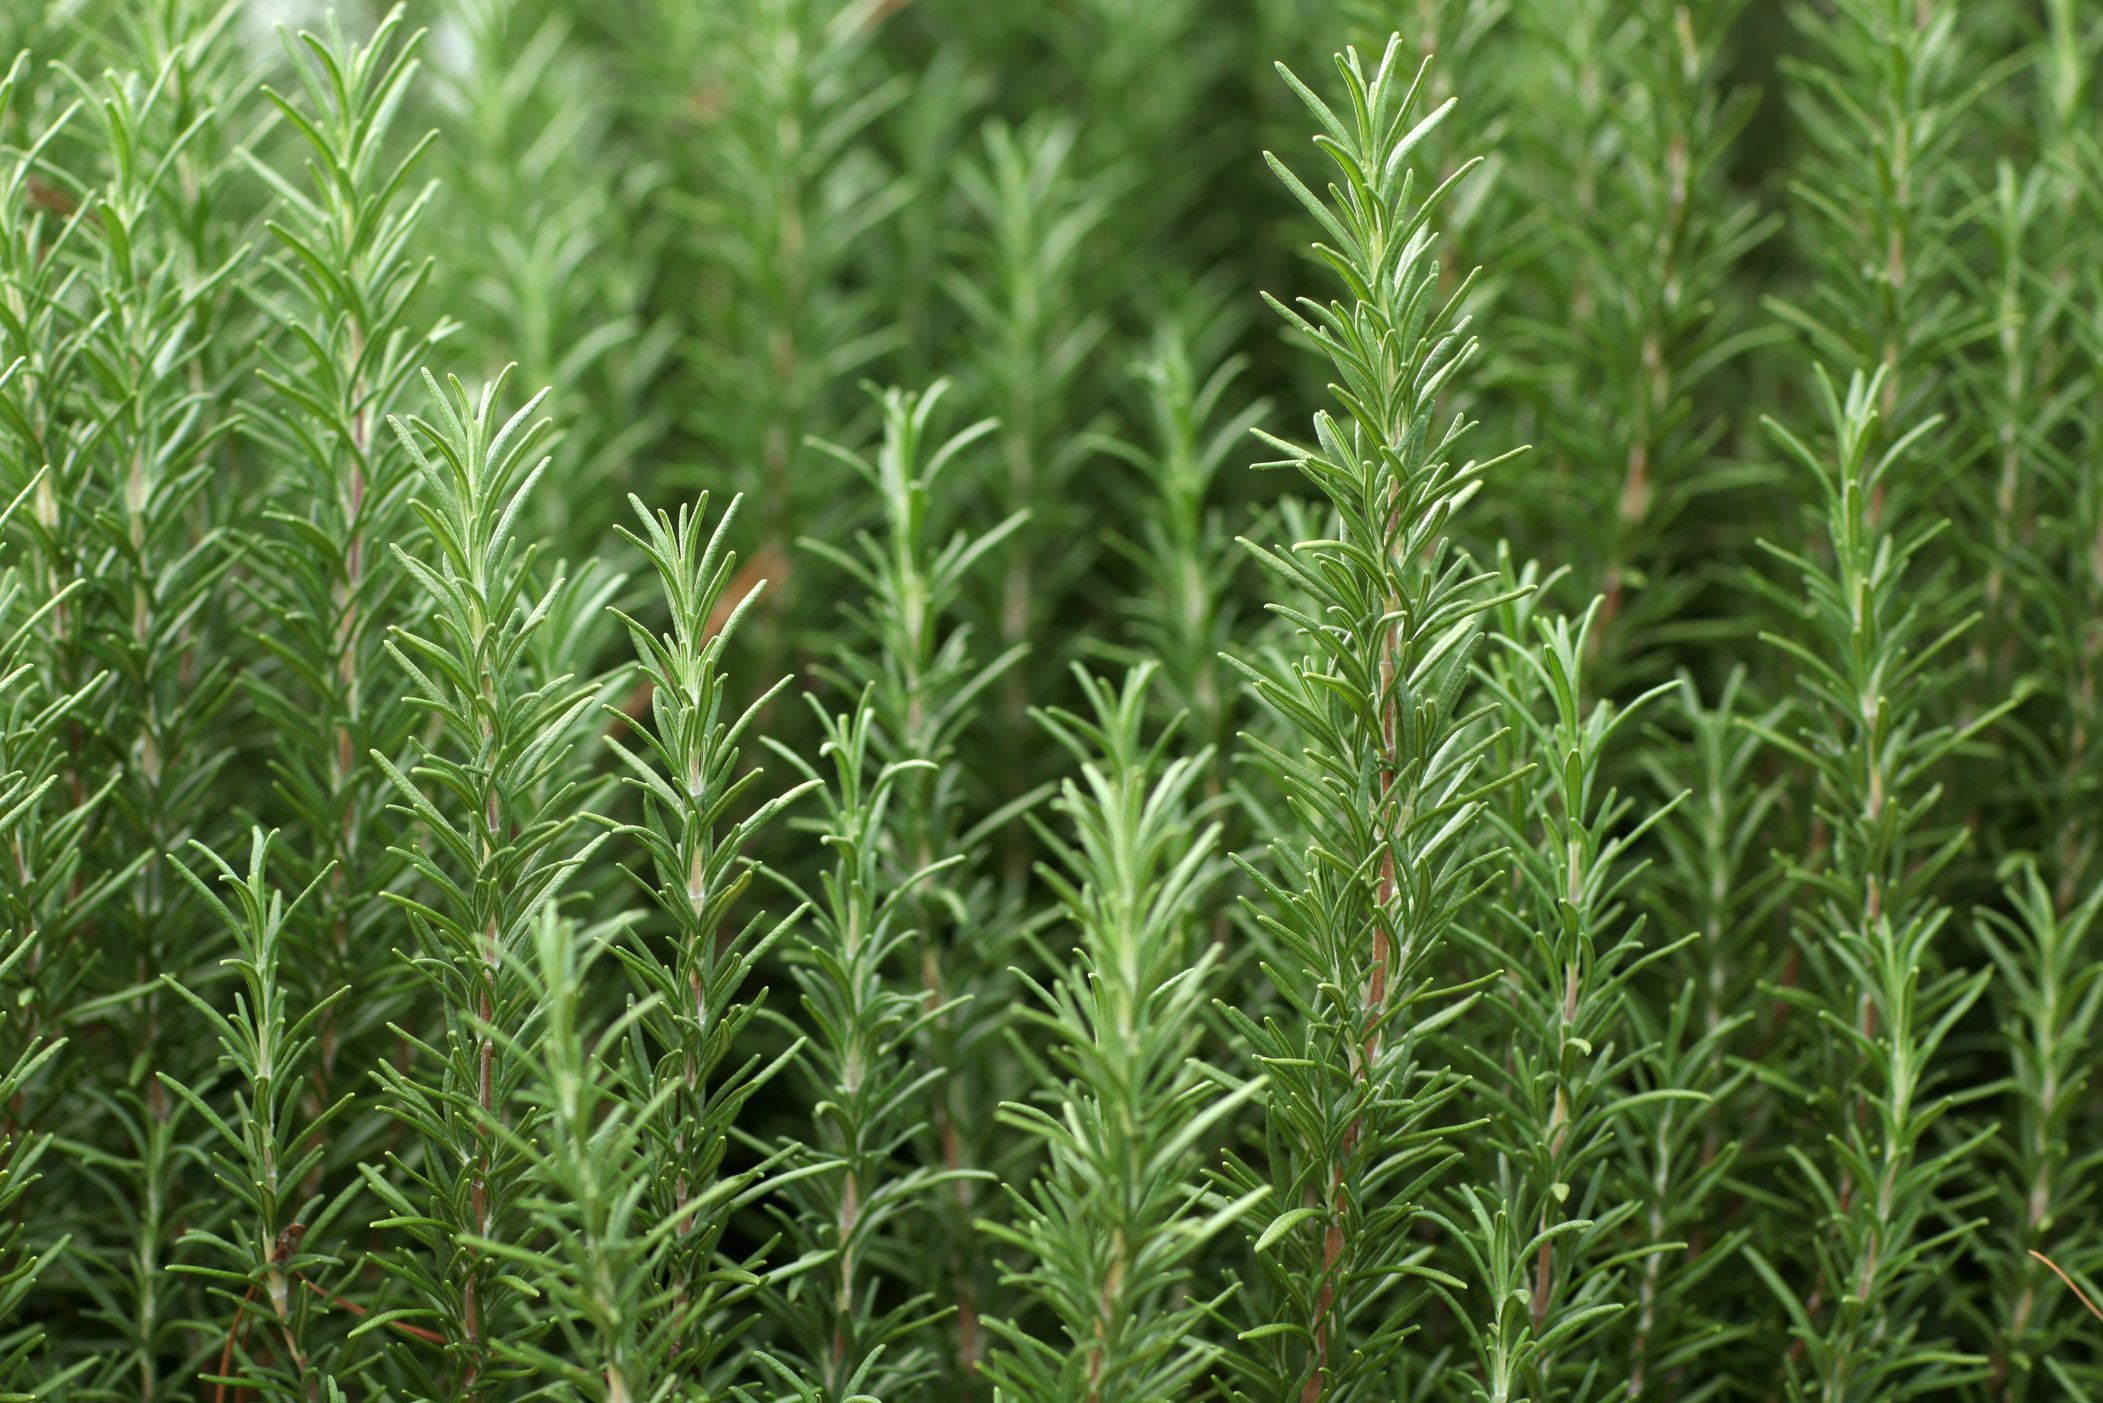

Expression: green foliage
xmin=1215 ymin=40 xmax=1522 ymax=1400
xmin=363 ymin=366 xmax=612 ymax=1396
xmin=981 ymin=665 xmax=1260 ymax=1402
xmin=1448 ymin=594 xmax=1684 ymax=1399
xmin=603 ymin=488 xmax=815 ymax=1393
xmin=0 ymin=473 xmax=77 ymax=1398
xmin=242 ymin=3 xmax=448 ymax=1107
xmin=793 ymin=381 xmax=1032 ymax=1386
xmin=1745 ymin=369 xmax=2000 ymax=1399
xmin=764 ymin=692 xmax=952 ymax=1399
xmin=160 ymin=830 xmax=349 ymax=1402
xmin=0 ymin=3 xmax=2099 ymax=1401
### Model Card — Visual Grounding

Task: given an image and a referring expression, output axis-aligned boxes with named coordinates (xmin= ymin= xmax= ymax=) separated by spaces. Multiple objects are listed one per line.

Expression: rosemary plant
xmin=1216 ymin=40 xmax=1521 ymax=1402
xmin=763 ymin=692 xmax=951 ymax=1399
xmin=981 ymin=665 xmax=1261 ymax=1401
xmin=1746 ymin=369 xmax=2000 ymax=1399
xmin=653 ymin=0 xmax=904 ymax=662
xmin=1976 ymin=867 xmax=2103 ymax=1397
xmin=0 ymin=470 xmax=78 ymax=1396
xmin=1493 ymin=0 xmax=1772 ymax=675
xmin=1462 ymin=589 xmax=1694 ymax=1399
xmin=1616 ymin=669 xmax=1782 ymax=1396
xmin=950 ymin=114 xmax=1110 ymax=812
xmin=600 ymin=489 xmax=815 ymax=1392
xmin=431 ymin=0 xmax=672 ymax=549
xmin=1776 ymin=0 xmax=1975 ymax=433
xmin=364 ymin=369 xmax=607 ymax=1397
xmin=472 ymin=908 xmax=673 ymax=1400
xmin=798 ymin=381 xmax=1031 ymax=1388
xmin=242 ymin=2 xmax=446 ymax=1104
xmin=160 ymin=830 xmax=347 ymax=1401
xmin=1 ymin=4 xmax=2099 ymax=1399
xmin=1097 ymin=303 xmax=1270 ymax=758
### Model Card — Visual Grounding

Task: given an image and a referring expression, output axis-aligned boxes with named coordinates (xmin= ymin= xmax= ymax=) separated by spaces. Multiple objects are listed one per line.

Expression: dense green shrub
xmin=1 ymin=0 xmax=2099 ymax=1398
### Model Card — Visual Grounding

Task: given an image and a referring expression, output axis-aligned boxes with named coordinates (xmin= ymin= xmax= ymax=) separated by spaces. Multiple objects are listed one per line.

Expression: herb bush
xmin=0 ymin=0 xmax=2098 ymax=1398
